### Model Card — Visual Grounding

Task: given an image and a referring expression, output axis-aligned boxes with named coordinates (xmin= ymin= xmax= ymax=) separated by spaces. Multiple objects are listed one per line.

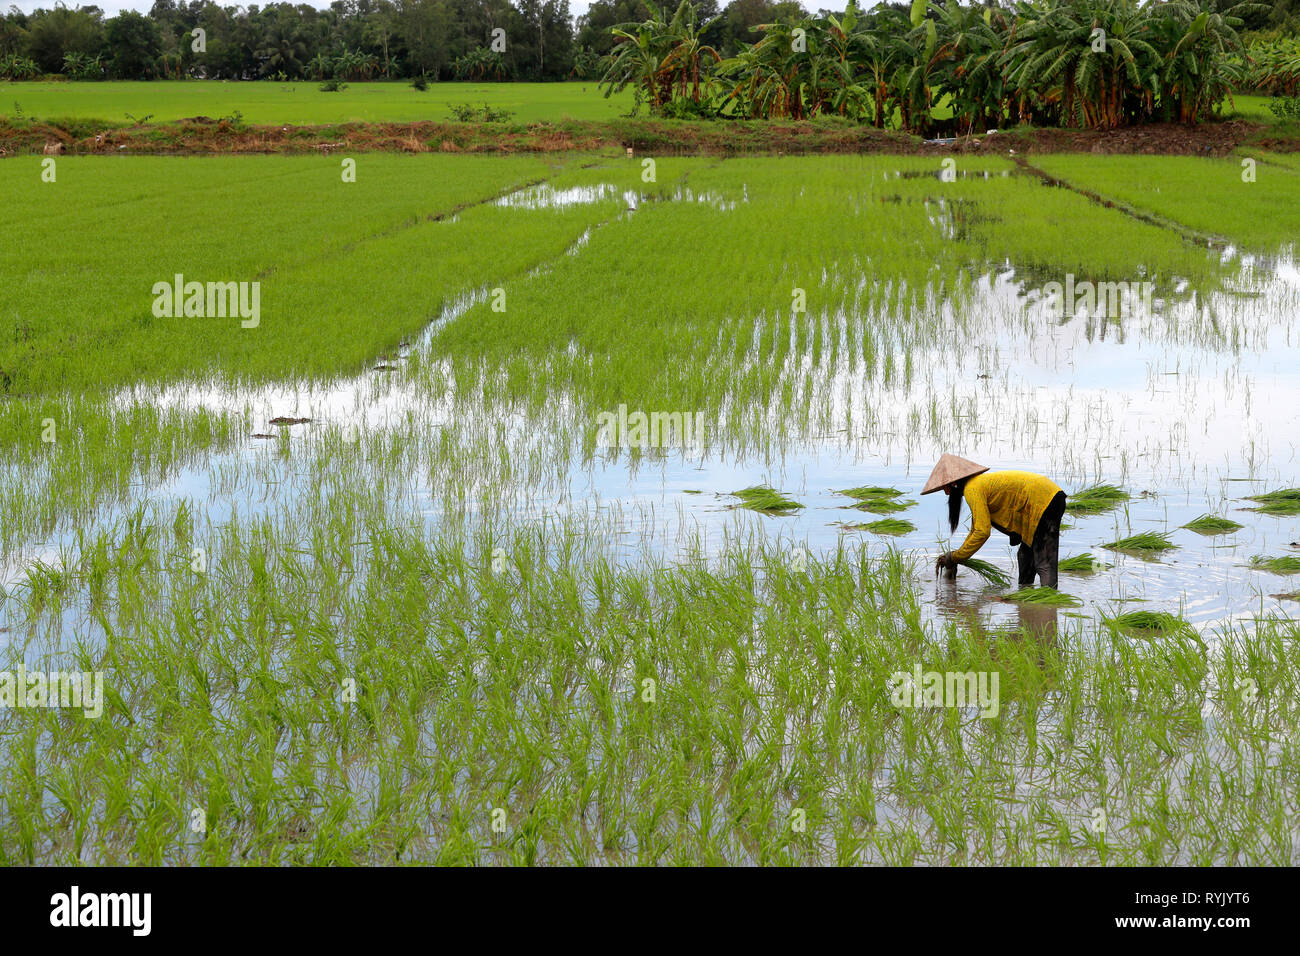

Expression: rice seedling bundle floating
xmin=841 ymin=518 xmax=915 ymax=535
xmin=961 ymin=558 xmax=1012 ymax=588
xmin=1104 ymin=610 xmax=1192 ymax=636
xmin=1058 ymin=552 xmax=1107 ymax=573
xmin=1182 ymin=514 xmax=1243 ymax=534
xmin=1101 ymin=531 xmax=1177 ymax=554
xmin=1245 ymin=488 xmax=1300 ymax=516
xmin=835 ymin=486 xmax=915 ymax=514
xmin=1249 ymin=555 xmax=1300 ymax=574
xmin=1001 ymin=587 xmax=1083 ymax=607
xmin=836 ymin=486 xmax=904 ymax=500
xmin=1066 ymin=484 xmax=1130 ymax=515
xmin=730 ymin=486 xmax=804 ymax=515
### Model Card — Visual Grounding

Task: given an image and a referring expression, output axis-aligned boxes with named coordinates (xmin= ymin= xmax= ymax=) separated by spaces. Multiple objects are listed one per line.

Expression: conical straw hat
xmin=921 ymin=454 xmax=989 ymax=495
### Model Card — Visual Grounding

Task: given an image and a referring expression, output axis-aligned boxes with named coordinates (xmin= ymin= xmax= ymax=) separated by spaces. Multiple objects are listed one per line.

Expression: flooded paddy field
xmin=1 ymin=153 xmax=1299 ymax=864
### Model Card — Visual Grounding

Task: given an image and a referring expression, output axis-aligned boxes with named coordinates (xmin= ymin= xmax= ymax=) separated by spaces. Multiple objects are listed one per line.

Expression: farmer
xmin=923 ymin=454 xmax=1067 ymax=589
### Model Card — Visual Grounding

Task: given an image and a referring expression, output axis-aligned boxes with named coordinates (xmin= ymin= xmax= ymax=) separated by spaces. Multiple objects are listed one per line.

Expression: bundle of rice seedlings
xmin=1104 ymin=610 xmax=1191 ymax=636
xmin=836 ymin=486 xmax=915 ymax=514
xmin=861 ymin=518 xmax=915 ymax=535
xmin=836 ymin=486 xmax=903 ymax=500
xmin=1065 ymin=484 xmax=1130 ymax=515
xmin=730 ymin=486 xmax=803 ymax=515
xmin=1058 ymin=552 xmax=1107 ymax=573
xmin=1182 ymin=514 xmax=1243 ymax=534
xmin=850 ymin=497 xmax=914 ymax=514
xmin=1001 ymin=587 xmax=1082 ymax=607
xmin=1245 ymin=488 xmax=1300 ymax=516
xmin=962 ymin=558 xmax=1011 ymax=588
xmin=1249 ymin=555 xmax=1300 ymax=574
xmin=1101 ymin=531 xmax=1177 ymax=554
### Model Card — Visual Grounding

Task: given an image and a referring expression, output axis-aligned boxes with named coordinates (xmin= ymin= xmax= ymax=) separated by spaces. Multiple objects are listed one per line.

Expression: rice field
xmin=1 ymin=80 xmax=632 ymax=125
xmin=2 ymin=147 xmax=1299 ymax=865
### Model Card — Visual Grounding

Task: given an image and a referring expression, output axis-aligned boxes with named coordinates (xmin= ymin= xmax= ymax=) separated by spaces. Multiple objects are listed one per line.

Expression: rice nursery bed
xmin=1 ymin=150 xmax=1299 ymax=864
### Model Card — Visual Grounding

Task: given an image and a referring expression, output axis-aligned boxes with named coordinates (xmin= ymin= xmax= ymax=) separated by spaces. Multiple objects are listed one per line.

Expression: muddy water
xmin=2 ymin=180 xmax=1299 ymax=640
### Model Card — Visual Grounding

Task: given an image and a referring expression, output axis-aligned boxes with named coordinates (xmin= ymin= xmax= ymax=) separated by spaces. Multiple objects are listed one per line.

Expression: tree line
xmin=0 ymin=0 xmax=830 ymax=82
xmin=599 ymin=0 xmax=1300 ymax=130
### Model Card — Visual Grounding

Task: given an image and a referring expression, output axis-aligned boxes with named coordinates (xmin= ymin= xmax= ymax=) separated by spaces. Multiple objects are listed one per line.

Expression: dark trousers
xmin=1018 ymin=491 xmax=1066 ymax=589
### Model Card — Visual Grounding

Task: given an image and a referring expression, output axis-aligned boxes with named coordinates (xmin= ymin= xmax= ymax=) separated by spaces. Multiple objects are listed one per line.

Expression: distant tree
xmin=26 ymin=5 xmax=106 ymax=74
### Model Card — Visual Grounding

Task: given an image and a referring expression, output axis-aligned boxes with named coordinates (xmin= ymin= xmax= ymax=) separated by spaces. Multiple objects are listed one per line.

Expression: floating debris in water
xmin=268 ymin=416 xmax=311 ymax=426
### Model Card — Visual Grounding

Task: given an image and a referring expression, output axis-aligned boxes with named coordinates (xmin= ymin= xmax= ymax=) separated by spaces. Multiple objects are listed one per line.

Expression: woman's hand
xmin=935 ymin=552 xmax=957 ymax=574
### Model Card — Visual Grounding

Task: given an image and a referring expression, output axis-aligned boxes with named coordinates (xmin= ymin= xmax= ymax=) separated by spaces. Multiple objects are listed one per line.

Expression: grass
xmin=1101 ymin=532 xmax=1178 ymax=554
xmin=1058 ymin=553 xmax=1107 ymax=573
xmin=1065 ymin=484 xmax=1130 ymax=515
xmin=1250 ymin=555 xmax=1300 ymax=574
xmin=1245 ymin=488 xmax=1300 ymax=516
xmin=730 ymin=486 xmax=804 ymax=514
xmin=1001 ymin=586 xmax=1083 ymax=607
xmin=1 ymin=80 xmax=634 ymax=125
xmin=1182 ymin=514 xmax=1243 ymax=534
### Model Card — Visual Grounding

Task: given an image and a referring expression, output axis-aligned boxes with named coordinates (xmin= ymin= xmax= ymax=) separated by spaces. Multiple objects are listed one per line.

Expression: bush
xmin=410 ymin=76 xmax=428 ymax=91
xmin=1269 ymin=95 xmax=1300 ymax=120
xmin=0 ymin=55 xmax=40 ymax=81
xmin=319 ymin=79 xmax=347 ymax=93
xmin=447 ymin=103 xmax=514 ymax=122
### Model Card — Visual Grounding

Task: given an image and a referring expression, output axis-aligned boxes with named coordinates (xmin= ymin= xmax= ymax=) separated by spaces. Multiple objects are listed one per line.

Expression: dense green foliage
xmin=600 ymin=0 xmax=1272 ymax=130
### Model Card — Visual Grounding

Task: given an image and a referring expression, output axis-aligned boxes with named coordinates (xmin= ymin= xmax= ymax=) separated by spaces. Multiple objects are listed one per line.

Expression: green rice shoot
xmin=1249 ymin=555 xmax=1300 ymax=574
xmin=1245 ymin=488 xmax=1300 ymax=516
xmin=730 ymin=486 xmax=804 ymax=515
xmin=1058 ymin=552 xmax=1107 ymax=573
xmin=1182 ymin=514 xmax=1243 ymax=534
xmin=842 ymin=518 xmax=915 ymax=535
xmin=1002 ymin=587 xmax=1083 ymax=607
xmin=1104 ymin=610 xmax=1192 ymax=636
xmin=962 ymin=557 xmax=1012 ymax=588
xmin=836 ymin=486 xmax=904 ymax=500
xmin=1066 ymin=484 xmax=1130 ymax=515
xmin=1102 ymin=531 xmax=1178 ymax=553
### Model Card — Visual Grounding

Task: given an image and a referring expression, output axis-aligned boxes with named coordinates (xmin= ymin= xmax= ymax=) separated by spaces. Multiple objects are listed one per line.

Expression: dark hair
xmin=948 ymin=479 xmax=967 ymax=533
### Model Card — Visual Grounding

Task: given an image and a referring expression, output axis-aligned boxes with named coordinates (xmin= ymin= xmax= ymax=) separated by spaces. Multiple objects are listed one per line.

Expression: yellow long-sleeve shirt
xmin=951 ymin=471 xmax=1064 ymax=562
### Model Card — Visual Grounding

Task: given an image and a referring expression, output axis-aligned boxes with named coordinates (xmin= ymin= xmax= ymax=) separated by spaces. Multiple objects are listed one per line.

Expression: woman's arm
xmin=951 ymin=486 xmax=991 ymax=562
